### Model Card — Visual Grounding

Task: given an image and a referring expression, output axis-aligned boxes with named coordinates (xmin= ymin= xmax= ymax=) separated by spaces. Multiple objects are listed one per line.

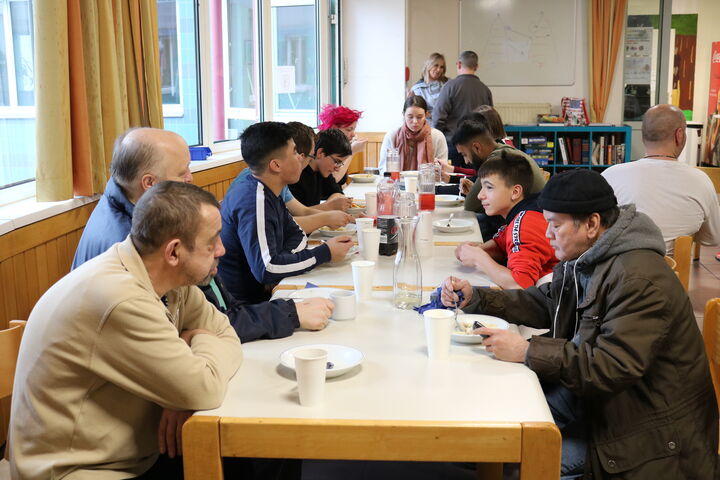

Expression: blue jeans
xmin=542 ymin=383 xmax=587 ymax=479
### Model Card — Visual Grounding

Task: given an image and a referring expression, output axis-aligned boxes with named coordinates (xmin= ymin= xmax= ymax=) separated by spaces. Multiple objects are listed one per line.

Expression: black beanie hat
xmin=537 ymin=169 xmax=617 ymax=214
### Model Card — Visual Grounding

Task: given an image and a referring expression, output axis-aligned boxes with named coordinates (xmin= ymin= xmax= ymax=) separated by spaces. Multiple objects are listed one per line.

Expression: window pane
xmin=623 ymin=0 xmax=661 ymax=121
xmin=271 ymin=1 xmax=317 ymax=125
xmin=159 ymin=0 xmax=201 ymax=146
xmin=214 ymin=0 xmax=260 ymax=142
xmin=0 ymin=0 xmax=35 ymax=190
xmin=9 ymin=0 xmax=32 ymax=106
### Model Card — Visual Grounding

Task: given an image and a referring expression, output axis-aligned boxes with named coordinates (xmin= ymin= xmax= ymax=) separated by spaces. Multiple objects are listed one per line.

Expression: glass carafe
xmin=393 ymin=216 xmax=422 ymax=309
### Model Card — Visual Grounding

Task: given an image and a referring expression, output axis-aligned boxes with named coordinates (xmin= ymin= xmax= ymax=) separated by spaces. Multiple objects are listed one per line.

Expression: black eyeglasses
xmin=330 ymin=156 xmax=346 ymax=166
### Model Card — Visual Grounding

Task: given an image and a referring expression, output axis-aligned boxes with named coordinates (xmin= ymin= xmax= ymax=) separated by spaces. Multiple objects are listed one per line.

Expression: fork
xmin=446 ymin=213 xmax=455 ymax=228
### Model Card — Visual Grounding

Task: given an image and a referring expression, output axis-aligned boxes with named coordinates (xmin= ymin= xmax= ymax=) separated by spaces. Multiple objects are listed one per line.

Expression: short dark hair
xmin=570 ymin=207 xmax=621 ymax=229
xmin=474 ymin=105 xmax=506 ymax=140
xmin=287 ymin=122 xmax=316 ymax=157
xmin=240 ymin=122 xmax=294 ymax=173
xmin=458 ymin=50 xmax=478 ymax=69
xmin=110 ymin=128 xmax=156 ymax=191
xmin=315 ymin=128 xmax=352 ymax=157
xmin=131 ymin=181 xmax=220 ymax=256
xmin=403 ymin=95 xmax=428 ymax=113
xmin=477 ymin=149 xmax=533 ymax=197
xmin=451 ymin=115 xmax=493 ymax=147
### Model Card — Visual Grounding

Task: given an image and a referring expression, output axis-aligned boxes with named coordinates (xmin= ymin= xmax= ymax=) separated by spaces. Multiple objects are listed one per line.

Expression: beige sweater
xmin=9 ymin=238 xmax=243 ymax=479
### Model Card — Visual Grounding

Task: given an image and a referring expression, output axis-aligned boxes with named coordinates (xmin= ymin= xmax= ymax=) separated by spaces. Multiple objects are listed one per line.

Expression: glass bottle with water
xmin=386 ymin=147 xmax=401 ymax=181
xmin=393 ymin=215 xmax=422 ymax=309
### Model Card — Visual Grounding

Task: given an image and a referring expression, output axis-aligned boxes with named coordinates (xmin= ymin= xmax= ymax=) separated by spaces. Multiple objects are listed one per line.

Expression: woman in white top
xmin=378 ymin=96 xmax=448 ymax=174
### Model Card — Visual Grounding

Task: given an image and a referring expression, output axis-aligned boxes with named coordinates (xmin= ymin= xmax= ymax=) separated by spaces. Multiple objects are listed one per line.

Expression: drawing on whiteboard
xmin=482 ymin=11 xmax=556 ymax=70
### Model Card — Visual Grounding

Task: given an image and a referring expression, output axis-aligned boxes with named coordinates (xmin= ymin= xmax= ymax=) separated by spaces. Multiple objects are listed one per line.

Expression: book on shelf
xmin=581 ymin=139 xmax=590 ymax=164
xmin=599 ymin=135 xmax=606 ymax=165
xmin=558 ymin=137 xmax=569 ymax=165
xmin=571 ymin=138 xmax=581 ymax=165
xmin=591 ymin=143 xmax=600 ymax=165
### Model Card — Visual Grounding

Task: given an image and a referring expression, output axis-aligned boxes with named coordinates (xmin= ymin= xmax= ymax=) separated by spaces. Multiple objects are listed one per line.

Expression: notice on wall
xmin=624 ymin=27 xmax=652 ymax=84
xmin=274 ymin=66 xmax=296 ymax=94
xmin=707 ymin=42 xmax=720 ymax=117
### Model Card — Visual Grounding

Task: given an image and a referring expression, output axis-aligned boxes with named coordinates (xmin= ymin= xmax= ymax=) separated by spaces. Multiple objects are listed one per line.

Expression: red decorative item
xmin=561 ymin=97 xmax=589 ymax=126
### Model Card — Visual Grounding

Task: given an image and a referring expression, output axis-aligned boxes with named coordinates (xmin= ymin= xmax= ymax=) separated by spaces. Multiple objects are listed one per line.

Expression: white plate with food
xmin=318 ymin=223 xmax=357 ymax=237
xmin=435 ymin=194 xmax=464 ymax=206
xmin=280 ymin=344 xmax=364 ymax=378
xmin=349 ymin=173 xmax=376 ymax=183
xmin=347 ymin=200 xmax=366 ymax=215
xmin=433 ymin=218 xmax=474 ymax=233
xmin=451 ymin=314 xmax=509 ymax=344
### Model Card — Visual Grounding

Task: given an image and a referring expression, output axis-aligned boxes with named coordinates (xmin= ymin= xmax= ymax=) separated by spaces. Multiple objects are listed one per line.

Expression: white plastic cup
xmin=355 ymin=218 xmax=375 ymax=250
xmin=351 ymin=260 xmax=375 ymax=301
xmin=329 ymin=290 xmax=356 ymax=320
xmin=360 ymin=228 xmax=380 ymax=263
xmin=293 ymin=348 xmax=328 ymax=406
xmin=423 ymin=309 xmax=454 ymax=359
xmin=365 ymin=192 xmax=378 ymax=216
xmin=404 ymin=176 xmax=418 ymax=194
xmin=415 ymin=211 xmax=434 ymax=258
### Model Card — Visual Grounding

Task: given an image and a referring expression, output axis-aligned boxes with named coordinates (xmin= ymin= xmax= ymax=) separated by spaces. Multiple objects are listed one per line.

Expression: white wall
xmin=691 ymin=0 xmax=720 ymax=122
xmin=341 ymin=0 xmax=406 ymax=131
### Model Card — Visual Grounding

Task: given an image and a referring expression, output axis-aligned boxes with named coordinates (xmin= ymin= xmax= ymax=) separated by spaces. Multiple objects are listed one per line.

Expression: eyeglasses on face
xmin=329 ymin=155 xmax=346 ymax=166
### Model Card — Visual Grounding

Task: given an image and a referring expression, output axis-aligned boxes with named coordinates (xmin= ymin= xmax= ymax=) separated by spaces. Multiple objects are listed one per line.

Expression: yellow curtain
xmin=589 ymin=0 xmax=627 ymax=123
xmin=35 ymin=0 xmax=164 ymax=201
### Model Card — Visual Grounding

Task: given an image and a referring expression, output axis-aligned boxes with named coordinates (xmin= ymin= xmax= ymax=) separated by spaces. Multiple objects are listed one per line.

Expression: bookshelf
xmin=504 ymin=125 xmax=632 ymax=174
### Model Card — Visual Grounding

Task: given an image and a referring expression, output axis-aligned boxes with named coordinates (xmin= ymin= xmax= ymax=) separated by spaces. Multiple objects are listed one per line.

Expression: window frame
xmin=158 ymin=0 xmax=185 ymax=118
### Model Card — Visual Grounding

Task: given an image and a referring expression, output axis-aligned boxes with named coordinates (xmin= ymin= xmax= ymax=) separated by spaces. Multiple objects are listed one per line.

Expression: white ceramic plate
xmin=287 ymin=287 xmax=345 ymax=300
xmin=451 ymin=314 xmax=510 ymax=344
xmin=349 ymin=173 xmax=376 ymax=183
xmin=318 ymin=223 xmax=357 ymax=237
xmin=433 ymin=218 xmax=474 ymax=233
xmin=400 ymin=170 xmax=418 ymax=177
xmin=280 ymin=344 xmax=364 ymax=378
xmin=435 ymin=194 xmax=464 ymax=206
xmin=347 ymin=202 xmax=365 ymax=215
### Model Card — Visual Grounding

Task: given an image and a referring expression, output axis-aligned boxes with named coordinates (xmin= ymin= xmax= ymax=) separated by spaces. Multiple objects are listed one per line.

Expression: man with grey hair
xmin=602 ymin=104 xmax=720 ymax=255
xmin=432 ymin=50 xmax=493 ymax=163
xmin=72 ymin=127 xmax=193 ymax=268
xmin=10 ymin=181 xmax=242 ymax=479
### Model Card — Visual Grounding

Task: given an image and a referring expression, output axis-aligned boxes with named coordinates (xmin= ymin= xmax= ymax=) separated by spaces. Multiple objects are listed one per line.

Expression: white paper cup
xmin=365 ymin=192 xmax=378 ymax=216
xmin=360 ymin=228 xmax=380 ymax=263
xmin=329 ymin=290 xmax=356 ymax=320
xmin=293 ymin=348 xmax=328 ymax=406
xmin=423 ymin=309 xmax=454 ymax=359
xmin=355 ymin=218 xmax=375 ymax=250
xmin=351 ymin=260 xmax=375 ymax=301
xmin=404 ymin=176 xmax=418 ymax=194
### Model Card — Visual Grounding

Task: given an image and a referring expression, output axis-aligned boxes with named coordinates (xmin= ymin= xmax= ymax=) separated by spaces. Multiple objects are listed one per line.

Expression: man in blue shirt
xmin=219 ymin=122 xmax=354 ymax=302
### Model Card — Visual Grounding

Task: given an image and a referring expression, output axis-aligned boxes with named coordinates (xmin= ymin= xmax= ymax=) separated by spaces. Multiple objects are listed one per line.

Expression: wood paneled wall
xmin=0 ymin=161 xmax=245 ymax=330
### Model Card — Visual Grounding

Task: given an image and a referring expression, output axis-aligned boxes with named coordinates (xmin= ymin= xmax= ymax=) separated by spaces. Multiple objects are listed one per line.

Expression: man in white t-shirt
xmin=602 ymin=104 xmax=720 ymax=255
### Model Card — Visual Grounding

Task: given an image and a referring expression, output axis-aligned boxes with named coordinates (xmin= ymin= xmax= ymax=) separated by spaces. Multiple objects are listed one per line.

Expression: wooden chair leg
xmin=693 ymin=239 xmax=700 ymax=261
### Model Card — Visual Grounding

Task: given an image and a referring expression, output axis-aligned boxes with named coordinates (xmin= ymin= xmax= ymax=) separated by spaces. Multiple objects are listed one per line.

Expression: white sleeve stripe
xmin=255 ymin=182 xmax=317 ymax=274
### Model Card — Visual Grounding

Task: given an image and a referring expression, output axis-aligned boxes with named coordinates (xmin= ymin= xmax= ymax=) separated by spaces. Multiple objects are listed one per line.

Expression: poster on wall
xmin=703 ymin=42 xmax=720 ymax=166
xmin=624 ymin=27 xmax=652 ymax=84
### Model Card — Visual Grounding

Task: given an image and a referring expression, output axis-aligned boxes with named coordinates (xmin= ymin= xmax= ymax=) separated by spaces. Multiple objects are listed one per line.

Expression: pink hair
xmin=317 ymin=104 xmax=363 ymax=131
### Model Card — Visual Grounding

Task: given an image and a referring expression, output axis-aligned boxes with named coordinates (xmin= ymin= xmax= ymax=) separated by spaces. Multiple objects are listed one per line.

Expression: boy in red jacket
xmin=455 ymin=150 xmax=557 ymax=288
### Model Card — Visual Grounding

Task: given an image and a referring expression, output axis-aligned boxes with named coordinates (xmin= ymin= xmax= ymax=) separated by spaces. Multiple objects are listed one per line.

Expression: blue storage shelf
xmin=504 ymin=124 xmax=632 ymax=174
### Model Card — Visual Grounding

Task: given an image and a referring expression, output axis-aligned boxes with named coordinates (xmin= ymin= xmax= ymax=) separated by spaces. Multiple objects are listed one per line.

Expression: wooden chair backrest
xmin=696 ymin=166 xmax=720 ymax=193
xmin=347 ymin=132 xmax=387 ymax=174
xmin=673 ymin=235 xmax=693 ymax=292
xmin=703 ymin=298 xmax=720 ymax=455
xmin=0 ymin=320 xmax=26 ymax=447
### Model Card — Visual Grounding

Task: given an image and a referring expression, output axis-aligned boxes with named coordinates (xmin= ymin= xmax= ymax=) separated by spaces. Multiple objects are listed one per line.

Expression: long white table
xmin=182 ymin=181 xmax=561 ymax=480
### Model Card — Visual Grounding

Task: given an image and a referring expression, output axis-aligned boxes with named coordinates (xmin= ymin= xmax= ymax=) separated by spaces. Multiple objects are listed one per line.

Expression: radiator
xmin=495 ymin=103 xmax=552 ymax=124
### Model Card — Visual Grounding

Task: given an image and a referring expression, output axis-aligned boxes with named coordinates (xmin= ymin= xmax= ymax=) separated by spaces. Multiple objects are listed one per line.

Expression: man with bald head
xmin=72 ymin=127 xmax=193 ymax=268
xmin=602 ymin=104 xmax=720 ymax=254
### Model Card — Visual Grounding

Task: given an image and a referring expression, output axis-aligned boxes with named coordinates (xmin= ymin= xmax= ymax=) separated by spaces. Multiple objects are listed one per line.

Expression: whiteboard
xmin=459 ymin=0 xmax=577 ymax=86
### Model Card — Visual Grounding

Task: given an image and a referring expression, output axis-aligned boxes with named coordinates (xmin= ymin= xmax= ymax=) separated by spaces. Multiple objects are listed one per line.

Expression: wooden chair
xmin=692 ymin=167 xmax=720 ymax=260
xmin=703 ymin=298 xmax=720 ymax=455
xmin=0 ymin=320 xmax=26 ymax=457
xmin=673 ymin=235 xmax=693 ymax=292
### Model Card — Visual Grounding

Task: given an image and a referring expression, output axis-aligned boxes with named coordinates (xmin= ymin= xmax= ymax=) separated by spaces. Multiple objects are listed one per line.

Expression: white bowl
xmin=433 ymin=218 xmax=474 ymax=233
xmin=435 ymin=194 xmax=464 ymax=206
xmin=318 ymin=223 xmax=357 ymax=237
xmin=349 ymin=173 xmax=376 ymax=183
xmin=451 ymin=314 xmax=509 ymax=344
xmin=280 ymin=344 xmax=364 ymax=378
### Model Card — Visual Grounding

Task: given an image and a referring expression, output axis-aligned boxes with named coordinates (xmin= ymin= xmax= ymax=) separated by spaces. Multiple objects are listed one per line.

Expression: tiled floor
xmin=689 ymin=247 xmax=720 ymax=330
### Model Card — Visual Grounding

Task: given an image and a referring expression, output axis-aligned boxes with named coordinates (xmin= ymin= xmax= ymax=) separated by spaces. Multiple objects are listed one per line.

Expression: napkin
xmin=414 ymin=287 xmax=464 ymax=314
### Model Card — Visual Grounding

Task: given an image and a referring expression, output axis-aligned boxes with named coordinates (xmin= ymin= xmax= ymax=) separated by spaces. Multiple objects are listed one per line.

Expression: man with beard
xmin=9 ymin=182 xmax=242 ymax=479
xmin=451 ymin=115 xmax=546 ymax=240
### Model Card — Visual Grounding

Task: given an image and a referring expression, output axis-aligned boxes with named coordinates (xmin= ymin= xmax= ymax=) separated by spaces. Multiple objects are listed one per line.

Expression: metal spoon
xmin=446 ymin=213 xmax=455 ymax=228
